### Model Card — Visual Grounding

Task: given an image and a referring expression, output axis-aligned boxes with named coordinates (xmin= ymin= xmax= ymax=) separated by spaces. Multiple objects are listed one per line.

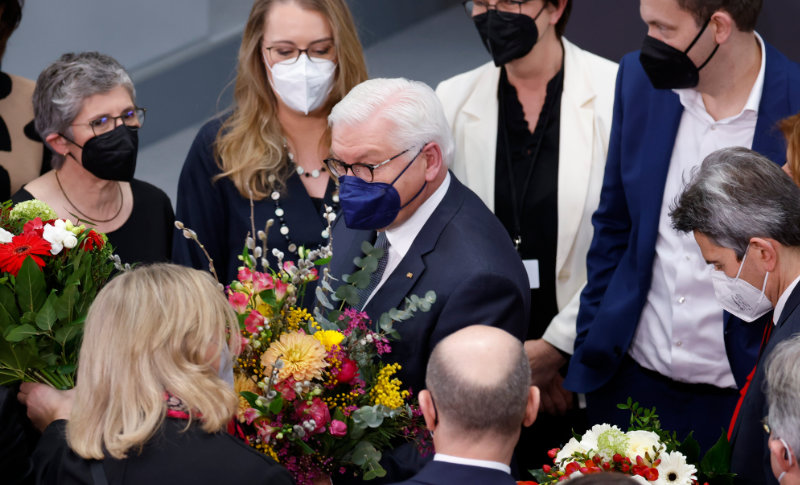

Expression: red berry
xmin=542 ymin=465 xmax=551 ymax=473
xmin=547 ymin=448 xmax=559 ymax=459
xmin=621 ymin=464 xmax=630 ymax=473
xmin=602 ymin=463 xmax=611 ymax=470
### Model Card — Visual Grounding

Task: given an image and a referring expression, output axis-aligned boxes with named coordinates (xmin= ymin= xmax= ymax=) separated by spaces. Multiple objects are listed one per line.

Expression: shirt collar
xmin=384 ymin=172 xmax=451 ymax=256
xmin=673 ymin=32 xmax=766 ymax=120
xmin=433 ymin=453 xmax=512 ymax=475
xmin=774 ymin=274 xmax=800 ymax=325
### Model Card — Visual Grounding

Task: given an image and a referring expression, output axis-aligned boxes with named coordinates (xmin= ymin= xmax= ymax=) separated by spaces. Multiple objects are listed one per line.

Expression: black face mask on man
xmin=62 ymin=124 xmax=138 ymax=182
xmin=639 ymin=17 xmax=720 ymax=90
xmin=472 ymin=3 xmax=547 ymax=67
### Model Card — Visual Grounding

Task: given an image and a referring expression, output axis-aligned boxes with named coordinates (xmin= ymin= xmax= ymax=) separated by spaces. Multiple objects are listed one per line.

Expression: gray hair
xmin=33 ymin=51 xmax=135 ymax=169
xmin=766 ymin=335 xmax=800 ymax=455
xmin=425 ymin=331 xmax=530 ymax=436
xmin=328 ymin=78 xmax=455 ymax=167
xmin=670 ymin=146 xmax=800 ymax=259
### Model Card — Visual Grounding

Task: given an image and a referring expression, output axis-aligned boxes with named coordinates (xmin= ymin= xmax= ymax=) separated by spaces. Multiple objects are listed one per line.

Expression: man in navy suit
xmin=565 ymin=0 xmax=800 ymax=450
xmin=391 ymin=325 xmax=539 ymax=485
xmin=765 ymin=337 xmax=800 ymax=485
xmin=326 ymin=78 xmax=530 ymax=397
xmin=670 ymin=147 xmax=800 ymax=484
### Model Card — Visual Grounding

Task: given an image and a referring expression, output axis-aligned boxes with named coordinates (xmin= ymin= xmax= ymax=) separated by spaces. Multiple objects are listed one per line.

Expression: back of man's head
xmin=425 ymin=325 xmax=531 ymax=439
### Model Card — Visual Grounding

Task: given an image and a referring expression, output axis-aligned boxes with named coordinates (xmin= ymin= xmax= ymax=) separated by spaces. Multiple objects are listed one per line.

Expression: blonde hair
xmin=67 ymin=264 xmax=241 ymax=460
xmin=215 ymin=0 xmax=368 ymax=199
xmin=780 ymin=112 xmax=800 ymax=187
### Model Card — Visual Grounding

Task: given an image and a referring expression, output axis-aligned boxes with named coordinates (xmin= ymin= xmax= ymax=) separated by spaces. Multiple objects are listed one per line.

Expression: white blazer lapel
xmin=556 ymin=39 xmax=596 ymax=275
xmin=452 ymin=65 xmax=501 ymax=211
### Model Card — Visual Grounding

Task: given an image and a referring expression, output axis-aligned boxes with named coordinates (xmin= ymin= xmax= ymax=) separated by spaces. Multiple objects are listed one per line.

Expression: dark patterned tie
xmin=359 ymin=231 xmax=390 ymax=310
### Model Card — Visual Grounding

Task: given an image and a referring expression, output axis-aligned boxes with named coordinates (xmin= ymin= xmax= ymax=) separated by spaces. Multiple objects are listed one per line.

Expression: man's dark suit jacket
xmin=329 ymin=174 xmax=530 ymax=395
xmin=390 ymin=460 xmax=517 ymax=485
xmin=730 ymin=282 xmax=800 ymax=485
xmin=565 ymin=42 xmax=800 ymax=394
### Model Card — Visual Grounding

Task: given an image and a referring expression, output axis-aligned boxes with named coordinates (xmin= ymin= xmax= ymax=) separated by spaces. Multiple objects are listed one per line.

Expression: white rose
xmin=42 ymin=220 xmax=77 ymax=255
xmin=581 ymin=423 xmax=623 ymax=457
xmin=555 ymin=437 xmax=587 ymax=465
xmin=626 ymin=430 xmax=665 ymax=465
xmin=63 ymin=234 xmax=78 ymax=249
xmin=0 ymin=227 xmax=13 ymax=243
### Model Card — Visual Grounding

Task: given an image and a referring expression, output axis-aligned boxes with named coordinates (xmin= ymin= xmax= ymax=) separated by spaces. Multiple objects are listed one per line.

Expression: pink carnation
xmin=296 ymin=397 xmax=330 ymax=434
xmin=330 ymin=419 xmax=347 ymax=437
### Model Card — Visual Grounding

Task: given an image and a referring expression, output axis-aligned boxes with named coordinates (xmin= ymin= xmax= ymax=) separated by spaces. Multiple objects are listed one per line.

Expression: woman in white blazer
xmin=436 ymin=0 xmax=617 ymax=473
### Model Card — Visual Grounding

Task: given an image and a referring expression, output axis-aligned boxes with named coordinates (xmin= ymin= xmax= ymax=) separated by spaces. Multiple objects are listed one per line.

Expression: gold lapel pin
xmin=406 ymin=272 xmax=413 ymax=279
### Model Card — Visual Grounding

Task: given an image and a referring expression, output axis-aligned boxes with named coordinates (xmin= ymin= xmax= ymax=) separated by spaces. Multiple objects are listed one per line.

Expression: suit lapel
xmin=753 ymin=42 xmax=791 ymax=165
xmin=776 ymin=280 xmax=800 ymax=328
xmin=556 ymin=39 xmax=596 ymax=275
xmin=329 ymin=217 xmax=373 ymax=284
xmin=457 ymin=66 xmax=500 ymax=211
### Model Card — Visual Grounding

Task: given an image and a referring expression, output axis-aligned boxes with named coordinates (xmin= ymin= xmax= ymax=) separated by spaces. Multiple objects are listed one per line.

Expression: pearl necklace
xmin=284 ymin=142 xmax=327 ymax=179
xmin=270 ymin=189 xmax=338 ymax=253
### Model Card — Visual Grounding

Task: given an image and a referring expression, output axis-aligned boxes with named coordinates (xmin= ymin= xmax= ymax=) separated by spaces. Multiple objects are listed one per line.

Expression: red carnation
xmin=80 ymin=229 xmax=104 ymax=251
xmin=337 ymin=358 xmax=359 ymax=384
xmin=0 ymin=232 xmax=52 ymax=276
xmin=22 ymin=217 xmax=46 ymax=237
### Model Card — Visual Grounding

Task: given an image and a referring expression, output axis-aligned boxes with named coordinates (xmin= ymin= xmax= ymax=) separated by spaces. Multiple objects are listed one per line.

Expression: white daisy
xmin=655 ymin=451 xmax=697 ymax=485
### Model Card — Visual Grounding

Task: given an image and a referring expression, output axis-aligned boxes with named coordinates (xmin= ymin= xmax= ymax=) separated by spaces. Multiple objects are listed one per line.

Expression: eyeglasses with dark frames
xmin=324 ymin=147 xmax=415 ymax=182
xmin=71 ymin=107 xmax=146 ymax=137
xmin=264 ymin=38 xmax=336 ymax=65
xmin=462 ymin=0 xmax=534 ymax=19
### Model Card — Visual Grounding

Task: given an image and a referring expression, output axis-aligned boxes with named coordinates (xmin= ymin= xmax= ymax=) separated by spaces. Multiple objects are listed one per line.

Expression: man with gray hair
xmin=670 ymin=146 xmax=800 ymax=485
xmin=391 ymin=325 xmax=539 ymax=485
xmin=325 ymin=78 xmax=529 ymax=481
xmin=765 ymin=335 xmax=800 ymax=485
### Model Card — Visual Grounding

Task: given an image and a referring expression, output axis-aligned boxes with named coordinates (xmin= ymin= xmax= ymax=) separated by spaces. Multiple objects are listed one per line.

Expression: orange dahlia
xmin=261 ymin=331 xmax=327 ymax=382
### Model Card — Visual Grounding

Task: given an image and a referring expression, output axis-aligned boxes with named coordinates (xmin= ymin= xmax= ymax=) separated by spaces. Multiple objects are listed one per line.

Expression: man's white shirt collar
xmin=673 ymin=32 xmax=766 ymax=121
xmin=433 ymin=453 xmax=512 ymax=475
xmin=774 ymin=274 xmax=800 ymax=325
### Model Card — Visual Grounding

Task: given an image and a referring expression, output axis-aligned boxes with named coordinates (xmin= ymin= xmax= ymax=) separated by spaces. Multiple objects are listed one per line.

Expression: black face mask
xmin=639 ymin=17 xmax=720 ymax=90
xmin=63 ymin=124 xmax=138 ymax=181
xmin=472 ymin=5 xmax=546 ymax=67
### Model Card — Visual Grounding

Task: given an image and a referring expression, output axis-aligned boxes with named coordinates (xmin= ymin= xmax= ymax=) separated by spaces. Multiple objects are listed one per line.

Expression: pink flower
xmin=238 ymin=267 xmax=254 ymax=282
xmin=296 ymin=397 xmax=330 ymax=434
xmin=228 ymin=291 xmax=249 ymax=313
xmin=337 ymin=358 xmax=359 ymax=384
xmin=244 ymin=310 xmax=265 ymax=334
xmin=255 ymin=419 xmax=272 ymax=438
xmin=330 ymin=419 xmax=347 ymax=437
xmin=253 ymin=272 xmax=274 ymax=292
xmin=275 ymin=379 xmax=297 ymax=401
xmin=244 ymin=408 xmax=261 ymax=425
xmin=274 ymin=279 xmax=289 ymax=301
xmin=283 ymin=261 xmax=296 ymax=271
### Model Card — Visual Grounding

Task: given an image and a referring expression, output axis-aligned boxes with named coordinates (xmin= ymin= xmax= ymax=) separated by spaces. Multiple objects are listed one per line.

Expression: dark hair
xmin=0 ymin=0 xmax=23 ymax=60
xmin=547 ymin=0 xmax=572 ymax=37
xmin=676 ymin=0 xmax=761 ymax=31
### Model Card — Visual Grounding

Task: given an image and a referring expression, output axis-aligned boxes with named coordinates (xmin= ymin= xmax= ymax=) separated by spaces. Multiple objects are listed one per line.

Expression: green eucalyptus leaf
xmin=378 ymin=314 xmax=393 ymax=333
xmin=347 ymin=270 xmax=371 ymax=290
xmin=351 ymin=440 xmax=381 ymax=466
xmin=16 ymin=257 xmax=46 ymax=313
xmin=315 ymin=286 xmax=334 ymax=310
xmin=335 ymin=284 xmax=360 ymax=306
xmin=425 ymin=291 xmax=436 ymax=303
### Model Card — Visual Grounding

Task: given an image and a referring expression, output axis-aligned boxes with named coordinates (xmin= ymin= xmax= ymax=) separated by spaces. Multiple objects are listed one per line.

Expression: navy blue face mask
xmin=338 ymin=147 xmax=427 ymax=230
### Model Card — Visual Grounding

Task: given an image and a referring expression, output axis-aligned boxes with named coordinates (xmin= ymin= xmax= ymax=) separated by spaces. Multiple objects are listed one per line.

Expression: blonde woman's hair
xmin=215 ymin=0 xmax=368 ymax=199
xmin=67 ymin=264 xmax=241 ymax=460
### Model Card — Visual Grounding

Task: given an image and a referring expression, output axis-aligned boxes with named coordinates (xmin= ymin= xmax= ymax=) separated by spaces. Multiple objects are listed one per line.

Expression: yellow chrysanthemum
xmin=234 ymin=374 xmax=259 ymax=422
xmin=261 ymin=331 xmax=327 ymax=382
xmin=313 ymin=330 xmax=345 ymax=351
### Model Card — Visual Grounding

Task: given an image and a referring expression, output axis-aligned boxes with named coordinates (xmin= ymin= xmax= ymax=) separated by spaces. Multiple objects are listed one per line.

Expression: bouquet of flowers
xmin=532 ymin=400 xmax=734 ymax=485
xmin=0 ymin=200 xmax=114 ymax=389
xmin=218 ymin=213 xmax=432 ymax=485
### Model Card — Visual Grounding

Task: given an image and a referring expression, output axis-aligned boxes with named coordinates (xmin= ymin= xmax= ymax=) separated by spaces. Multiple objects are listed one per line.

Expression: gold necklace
xmin=55 ymin=171 xmax=124 ymax=224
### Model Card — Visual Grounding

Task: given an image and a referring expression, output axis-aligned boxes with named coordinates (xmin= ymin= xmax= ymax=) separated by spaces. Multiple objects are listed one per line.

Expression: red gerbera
xmin=0 ymin=232 xmax=52 ymax=276
xmin=80 ymin=229 xmax=104 ymax=252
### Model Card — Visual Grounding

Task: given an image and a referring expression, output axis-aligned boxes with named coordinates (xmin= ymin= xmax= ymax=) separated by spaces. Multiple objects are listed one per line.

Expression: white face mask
xmin=710 ymin=247 xmax=772 ymax=322
xmin=265 ymin=53 xmax=336 ymax=115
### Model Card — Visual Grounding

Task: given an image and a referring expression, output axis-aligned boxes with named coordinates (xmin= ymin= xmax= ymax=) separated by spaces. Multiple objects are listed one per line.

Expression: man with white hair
xmin=766 ymin=336 xmax=800 ymax=485
xmin=391 ymin=325 xmax=539 ymax=485
xmin=326 ymin=78 xmax=529 ymax=478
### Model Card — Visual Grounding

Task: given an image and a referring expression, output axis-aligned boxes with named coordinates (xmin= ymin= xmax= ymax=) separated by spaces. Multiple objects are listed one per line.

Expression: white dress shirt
xmin=433 ymin=453 xmax=512 ymax=475
xmin=774 ymin=275 xmax=800 ymax=325
xmin=629 ymin=34 xmax=766 ymax=388
xmin=363 ymin=173 xmax=451 ymax=307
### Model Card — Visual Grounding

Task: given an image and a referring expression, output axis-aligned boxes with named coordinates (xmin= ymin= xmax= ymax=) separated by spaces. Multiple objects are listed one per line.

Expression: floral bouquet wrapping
xmin=0 ymin=200 xmax=114 ymax=389
xmin=226 ymin=227 xmax=431 ymax=485
xmin=532 ymin=400 xmax=734 ymax=485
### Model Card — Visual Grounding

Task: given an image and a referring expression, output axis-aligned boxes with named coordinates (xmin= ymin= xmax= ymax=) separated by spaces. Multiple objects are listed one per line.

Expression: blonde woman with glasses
xmin=173 ymin=0 xmax=367 ymax=290
xmin=18 ymin=264 xmax=293 ymax=484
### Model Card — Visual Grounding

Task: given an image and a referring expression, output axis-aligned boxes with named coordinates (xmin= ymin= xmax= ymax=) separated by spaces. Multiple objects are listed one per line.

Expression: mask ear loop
xmin=683 ymin=16 xmax=720 ymax=70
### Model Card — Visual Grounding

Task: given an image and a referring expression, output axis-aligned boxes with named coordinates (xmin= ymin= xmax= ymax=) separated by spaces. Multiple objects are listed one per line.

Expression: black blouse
xmin=494 ymin=65 xmax=564 ymax=340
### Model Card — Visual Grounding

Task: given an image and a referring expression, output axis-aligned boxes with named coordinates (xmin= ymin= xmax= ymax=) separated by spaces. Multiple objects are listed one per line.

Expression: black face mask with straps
xmin=62 ymin=124 xmax=138 ymax=181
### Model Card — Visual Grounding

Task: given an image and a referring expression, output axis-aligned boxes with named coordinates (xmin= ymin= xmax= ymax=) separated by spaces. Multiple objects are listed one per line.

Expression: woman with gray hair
xmin=765 ymin=335 xmax=800 ymax=484
xmin=670 ymin=146 xmax=800 ymax=485
xmin=11 ymin=51 xmax=173 ymax=265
